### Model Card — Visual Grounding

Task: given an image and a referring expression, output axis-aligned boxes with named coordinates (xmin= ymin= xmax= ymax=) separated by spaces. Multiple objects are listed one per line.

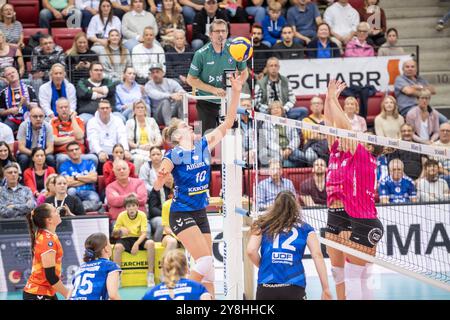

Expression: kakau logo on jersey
xmin=272 ymin=252 xmax=293 ymax=264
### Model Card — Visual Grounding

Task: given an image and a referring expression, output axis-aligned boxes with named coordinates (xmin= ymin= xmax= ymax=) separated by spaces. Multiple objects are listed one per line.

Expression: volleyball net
xmin=245 ymin=111 xmax=450 ymax=292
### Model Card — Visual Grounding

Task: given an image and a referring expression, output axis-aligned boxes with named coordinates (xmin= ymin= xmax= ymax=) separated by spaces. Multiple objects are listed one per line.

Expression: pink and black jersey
xmin=342 ymin=143 xmax=378 ymax=219
xmin=326 ymin=140 xmax=352 ymax=207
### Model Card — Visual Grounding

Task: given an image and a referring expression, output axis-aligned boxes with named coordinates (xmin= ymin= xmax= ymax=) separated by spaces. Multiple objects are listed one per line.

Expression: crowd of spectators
xmin=0 ymin=0 xmax=449 ymax=230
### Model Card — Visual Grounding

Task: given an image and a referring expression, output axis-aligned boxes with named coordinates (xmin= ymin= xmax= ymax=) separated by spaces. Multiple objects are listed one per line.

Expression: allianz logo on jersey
xmin=272 ymin=252 xmax=293 ymax=264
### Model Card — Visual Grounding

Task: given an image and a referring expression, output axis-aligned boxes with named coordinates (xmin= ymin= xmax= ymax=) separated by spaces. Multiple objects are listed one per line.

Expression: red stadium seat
xmin=284 ymin=168 xmax=313 ymax=195
xmin=9 ymin=0 xmax=40 ymax=28
xmin=97 ymin=175 xmax=106 ymax=195
xmin=50 ymin=19 xmax=67 ymax=28
xmin=188 ymin=99 xmax=197 ymax=126
xmin=230 ymin=23 xmax=250 ymax=38
xmin=349 ymin=0 xmax=364 ymax=10
xmin=51 ymin=28 xmax=82 ymax=51
xmin=13 ymin=141 xmax=18 ymax=156
xmin=186 ymin=24 xmax=193 ymax=44
xmin=210 ymin=170 xmax=222 ymax=197
xmin=366 ymin=92 xmax=385 ymax=125
xmin=23 ymin=28 xmax=49 ymax=46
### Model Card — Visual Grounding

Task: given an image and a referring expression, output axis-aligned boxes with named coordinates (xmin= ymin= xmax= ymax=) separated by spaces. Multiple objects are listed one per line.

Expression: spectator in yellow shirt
xmin=161 ymin=199 xmax=182 ymax=255
xmin=112 ymin=194 xmax=156 ymax=287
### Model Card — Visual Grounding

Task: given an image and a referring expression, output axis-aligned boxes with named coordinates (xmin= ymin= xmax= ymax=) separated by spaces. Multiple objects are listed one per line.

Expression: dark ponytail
xmin=83 ymin=233 xmax=108 ymax=262
xmin=26 ymin=203 xmax=53 ymax=254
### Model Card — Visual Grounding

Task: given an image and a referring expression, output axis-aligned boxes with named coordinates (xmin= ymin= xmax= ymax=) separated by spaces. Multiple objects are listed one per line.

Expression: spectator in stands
xmin=219 ymin=0 xmax=247 ymax=23
xmin=132 ymin=26 xmax=166 ymax=82
xmin=0 ymin=163 xmax=34 ymax=218
xmin=139 ymin=145 xmax=163 ymax=195
xmin=300 ymin=158 xmax=327 ymax=206
xmin=98 ymin=29 xmax=131 ymax=82
xmin=435 ymin=9 xmax=450 ymax=31
xmin=145 ymin=62 xmax=185 ymax=126
xmin=86 ymin=99 xmax=130 ymax=173
xmin=164 ymin=29 xmax=193 ymax=84
xmin=287 ymin=0 xmax=322 ymax=45
xmin=106 ymin=159 xmax=147 ymax=220
xmin=156 ymin=0 xmax=185 ymax=48
xmin=394 ymin=59 xmax=448 ymax=125
xmin=344 ymin=22 xmax=375 ymax=57
xmin=191 ymin=0 xmax=228 ymax=50
xmin=148 ymin=173 xmax=172 ymax=241
xmin=51 ymin=97 xmax=98 ymax=170
xmin=379 ymin=158 xmax=417 ymax=204
xmin=250 ymin=24 xmax=271 ymax=78
xmin=433 ymin=122 xmax=450 ymax=188
xmin=39 ymin=0 xmax=78 ymax=29
xmin=239 ymin=98 xmax=257 ymax=164
xmin=112 ymin=0 xmax=132 ymax=19
xmin=374 ymin=95 xmax=404 ymax=139
xmin=0 ymin=4 xmax=24 ymax=51
xmin=273 ymin=25 xmax=305 ymax=60
xmin=0 ymin=30 xmax=24 ymax=79
xmin=344 ymin=96 xmax=367 ymax=132
xmin=261 ymin=1 xmax=286 ymax=48
xmin=245 ymin=0 xmax=266 ymax=24
xmin=126 ymin=100 xmax=162 ymax=173
xmin=417 ymin=159 xmax=450 ymax=202
xmin=387 ymin=123 xmax=427 ymax=181
xmin=87 ymin=0 xmax=122 ymax=53
xmin=301 ymin=96 xmax=328 ymax=163
xmin=59 ymin=141 xmax=102 ymax=212
xmin=45 ymin=174 xmax=85 ymax=215
xmin=405 ymin=89 xmax=440 ymax=145
xmin=36 ymin=172 xmax=57 ymax=205
xmin=0 ymin=141 xmax=17 ymax=186
xmin=0 ymin=66 xmax=37 ymax=131
xmin=0 ymin=123 xmax=14 ymax=151
xmin=255 ymin=57 xmax=308 ymax=121
xmin=17 ymin=106 xmax=55 ymax=172
xmin=23 ymin=147 xmax=56 ymax=200
xmin=357 ymin=0 xmax=386 ymax=49
xmin=259 ymin=101 xmax=302 ymax=168
xmin=179 ymin=0 xmax=205 ymax=24
xmin=256 ymin=159 xmax=296 ymax=210
xmin=306 ymin=22 xmax=341 ymax=59
xmin=31 ymin=34 xmax=66 ymax=92
xmin=377 ymin=28 xmax=405 ymax=57
xmin=74 ymin=0 xmax=100 ymax=28
xmin=76 ymin=61 xmax=116 ymax=123
xmin=323 ymin=0 xmax=359 ymax=49
xmin=112 ymin=194 xmax=155 ymax=287
xmin=122 ymin=0 xmax=158 ymax=52
xmin=38 ymin=63 xmax=77 ymax=118
xmin=65 ymin=32 xmax=97 ymax=81
xmin=102 ymin=143 xmax=137 ymax=187
xmin=115 ymin=67 xmax=150 ymax=120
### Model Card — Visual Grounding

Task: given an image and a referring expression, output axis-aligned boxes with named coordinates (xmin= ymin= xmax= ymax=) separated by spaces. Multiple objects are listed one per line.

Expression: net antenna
xmin=253 ymin=111 xmax=450 ymax=293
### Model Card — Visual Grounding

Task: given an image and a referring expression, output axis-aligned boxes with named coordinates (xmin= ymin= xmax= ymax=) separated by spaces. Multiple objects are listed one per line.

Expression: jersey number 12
xmin=273 ymin=228 xmax=298 ymax=251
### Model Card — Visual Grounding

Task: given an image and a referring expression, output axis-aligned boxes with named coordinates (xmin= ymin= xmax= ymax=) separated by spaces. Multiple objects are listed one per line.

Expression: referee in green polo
xmin=187 ymin=19 xmax=249 ymax=135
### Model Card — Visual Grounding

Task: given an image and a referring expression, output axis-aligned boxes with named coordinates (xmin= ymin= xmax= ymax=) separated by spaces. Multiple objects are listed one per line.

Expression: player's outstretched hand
xmin=335 ymin=80 xmax=347 ymax=98
xmin=321 ymin=289 xmax=333 ymax=300
xmin=230 ymin=70 xmax=244 ymax=92
xmin=158 ymin=167 xmax=169 ymax=179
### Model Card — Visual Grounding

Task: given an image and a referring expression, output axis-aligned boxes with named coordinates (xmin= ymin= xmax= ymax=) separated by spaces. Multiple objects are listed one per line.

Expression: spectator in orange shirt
xmin=51 ymin=97 xmax=98 ymax=171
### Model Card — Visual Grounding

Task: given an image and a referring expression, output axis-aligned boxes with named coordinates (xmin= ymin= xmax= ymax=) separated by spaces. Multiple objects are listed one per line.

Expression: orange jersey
xmin=24 ymin=229 xmax=64 ymax=297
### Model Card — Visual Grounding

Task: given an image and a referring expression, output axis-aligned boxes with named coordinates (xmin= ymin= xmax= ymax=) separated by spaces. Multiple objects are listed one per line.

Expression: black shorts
xmin=23 ymin=291 xmax=58 ymax=300
xmin=116 ymin=237 xmax=148 ymax=253
xmin=256 ymin=284 xmax=306 ymax=300
xmin=325 ymin=208 xmax=352 ymax=235
xmin=169 ymin=209 xmax=211 ymax=236
xmin=349 ymin=217 xmax=384 ymax=248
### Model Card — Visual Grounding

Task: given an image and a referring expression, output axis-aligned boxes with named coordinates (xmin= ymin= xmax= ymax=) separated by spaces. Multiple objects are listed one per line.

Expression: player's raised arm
xmin=205 ymin=71 xmax=244 ymax=149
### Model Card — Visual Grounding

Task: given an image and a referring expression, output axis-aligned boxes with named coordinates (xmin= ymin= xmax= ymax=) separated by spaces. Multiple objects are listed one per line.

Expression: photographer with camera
xmin=45 ymin=175 xmax=85 ymax=216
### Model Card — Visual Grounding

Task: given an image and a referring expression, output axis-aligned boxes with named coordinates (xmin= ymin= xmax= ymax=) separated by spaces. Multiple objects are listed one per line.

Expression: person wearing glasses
xmin=344 ymin=22 xmax=375 ymax=57
xmin=187 ymin=19 xmax=248 ymax=135
xmin=405 ymin=89 xmax=440 ymax=145
xmin=16 ymin=106 xmax=55 ymax=172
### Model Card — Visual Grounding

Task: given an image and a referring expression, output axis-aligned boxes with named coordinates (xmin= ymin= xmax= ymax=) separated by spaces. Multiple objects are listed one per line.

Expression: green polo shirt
xmin=188 ymin=40 xmax=247 ymax=104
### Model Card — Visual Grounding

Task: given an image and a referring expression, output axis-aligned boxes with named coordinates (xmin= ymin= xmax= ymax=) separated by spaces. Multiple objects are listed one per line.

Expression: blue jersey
xmin=59 ymin=159 xmax=96 ymax=192
xmin=69 ymin=258 xmax=121 ymax=300
xmin=164 ymin=137 xmax=211 ymax=212
xmin=142 ymin=278 xmax=208 ymax=300
xmin=258 ymin=222 xmax=314 ymax=288
xmin=378 ymin=175 xmax=417 ymax=203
